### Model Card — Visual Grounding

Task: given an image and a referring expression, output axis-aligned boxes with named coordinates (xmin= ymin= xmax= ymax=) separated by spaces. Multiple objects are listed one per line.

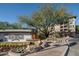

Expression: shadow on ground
xmin=64 ymin=42 xmax=77 ymax=56
xmin=64 ymin=46 xmax=69 ymax=56
xmin=68 ymin=42 xmax=77 ymax=47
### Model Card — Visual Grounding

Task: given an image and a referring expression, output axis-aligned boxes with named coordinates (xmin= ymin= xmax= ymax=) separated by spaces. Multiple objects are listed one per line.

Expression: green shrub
xmin=0 ymin=42 xmax=28 ymax=47
xmin=54 ymin=32 xmax=61 ymax=38
xmin=29 ymin=42 xmax=35 ymax=45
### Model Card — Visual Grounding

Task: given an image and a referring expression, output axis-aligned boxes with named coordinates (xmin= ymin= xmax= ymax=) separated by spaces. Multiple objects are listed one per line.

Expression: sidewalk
xmin=27 ymin=45 xmax=68 ymax=56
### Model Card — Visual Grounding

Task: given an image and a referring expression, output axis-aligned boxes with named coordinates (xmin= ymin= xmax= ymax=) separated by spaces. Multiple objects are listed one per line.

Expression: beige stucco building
xmin=48 ymin=16 xmax=76 ymax=37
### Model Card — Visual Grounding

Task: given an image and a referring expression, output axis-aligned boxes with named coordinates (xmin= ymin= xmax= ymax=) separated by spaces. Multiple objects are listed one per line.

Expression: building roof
xmin=68 ymin=16 xmax=76 ymax=19
xmin=0 ymin=29 xmax=32 ymax=33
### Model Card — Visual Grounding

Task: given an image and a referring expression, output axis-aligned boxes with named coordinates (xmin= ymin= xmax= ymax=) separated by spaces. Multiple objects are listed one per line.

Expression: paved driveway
xmin=68 ymin=38 xmax=79 ymax=56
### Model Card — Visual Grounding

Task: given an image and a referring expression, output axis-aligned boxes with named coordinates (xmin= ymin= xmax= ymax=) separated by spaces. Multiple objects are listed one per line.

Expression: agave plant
xmin=11 ymin=46 xmax=26 ymax=53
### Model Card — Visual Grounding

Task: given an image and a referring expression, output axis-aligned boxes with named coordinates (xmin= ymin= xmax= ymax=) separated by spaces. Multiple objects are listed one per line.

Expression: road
xmin=68 ymin=37 xmax=79 ymax=56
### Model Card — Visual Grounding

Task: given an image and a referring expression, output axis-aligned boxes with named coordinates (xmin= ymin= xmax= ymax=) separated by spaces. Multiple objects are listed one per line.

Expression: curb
xmin=61 ymin=45 xmax=69 ymax=56
xmin=64 ymin=46 xmax=69 ymax=56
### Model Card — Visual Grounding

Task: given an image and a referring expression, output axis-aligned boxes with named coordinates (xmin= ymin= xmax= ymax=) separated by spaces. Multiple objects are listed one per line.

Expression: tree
xmin=0 ymin=22 xmax=22 ymax=29
xmin=0 ymin=22 xmax=9 ymax=29
xmin=76 ymin=25 xmax=79 ymax=33
xmin=19 ymin=5 xmax=71 ymax=39
xmin=9 ymin=23 xmax=22 ymax=29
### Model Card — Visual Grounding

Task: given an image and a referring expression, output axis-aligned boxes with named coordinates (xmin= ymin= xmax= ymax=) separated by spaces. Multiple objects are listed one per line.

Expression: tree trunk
xmin=45 ymin=32 xmax=49 ymax=38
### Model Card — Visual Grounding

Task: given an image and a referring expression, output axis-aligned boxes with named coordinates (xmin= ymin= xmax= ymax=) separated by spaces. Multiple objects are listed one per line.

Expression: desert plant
xmin=29 ymin=42 xmax=35 ymax=45
xmin=11 ymin=47 xmax=25 ymax=53
xmin=54 ymin=32 xmax=61 ymax=38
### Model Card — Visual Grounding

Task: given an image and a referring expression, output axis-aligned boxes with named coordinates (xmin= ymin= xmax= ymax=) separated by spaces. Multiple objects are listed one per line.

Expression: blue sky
xmin=0 ymin=3 xmax=79 ymax=25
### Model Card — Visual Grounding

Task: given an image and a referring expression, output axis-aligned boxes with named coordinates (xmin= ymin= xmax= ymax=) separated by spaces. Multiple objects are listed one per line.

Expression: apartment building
xmin=49 ymin=16 xmax=76 ymax=37
xmin=68 ymin=16 xmax=76 ymax=37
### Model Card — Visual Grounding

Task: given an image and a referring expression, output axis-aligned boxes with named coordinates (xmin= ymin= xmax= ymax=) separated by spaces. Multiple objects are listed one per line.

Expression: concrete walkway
xmin=27 ymin=45 xmax=68 ymax=56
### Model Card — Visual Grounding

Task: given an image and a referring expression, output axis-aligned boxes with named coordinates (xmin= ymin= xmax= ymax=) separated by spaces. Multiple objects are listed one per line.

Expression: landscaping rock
xmin=35 ymin=40 xmax=43 ymax=46
xmin=8 ymin=50 xmax=21 ymax=56
xmin=34 ymin=46 xmax=43 ymax=52
xmin=28 ymin=47 xmax=36 ymax=53
xmin=0 ymin=52 xmax=8 ymax=56
xmin=26 ymin=45 xmax=43 ymax=53
xmin=26 ymin=45 xmax=31 ymax=52
xmin=20 ymin=51 xmax=30 ymax=56
xmin=41 ymin=42 xmax=50 ymax=48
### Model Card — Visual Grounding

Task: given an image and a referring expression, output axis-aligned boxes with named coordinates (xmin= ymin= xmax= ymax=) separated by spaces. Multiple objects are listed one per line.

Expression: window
xmin=73 ymin=25 xmax=74 ymax=27
xmin=9 ymin=35 xmax=15 ymax=39
xmin=15 ymin=34 xmax=24 ymax=40
xmin=17 ymin=35 xmax=24 ymax=39
xmin=69 ymin=22 xmax=72 ymax=24
xmin=8 ymin=34 xmax=24 ymax=40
